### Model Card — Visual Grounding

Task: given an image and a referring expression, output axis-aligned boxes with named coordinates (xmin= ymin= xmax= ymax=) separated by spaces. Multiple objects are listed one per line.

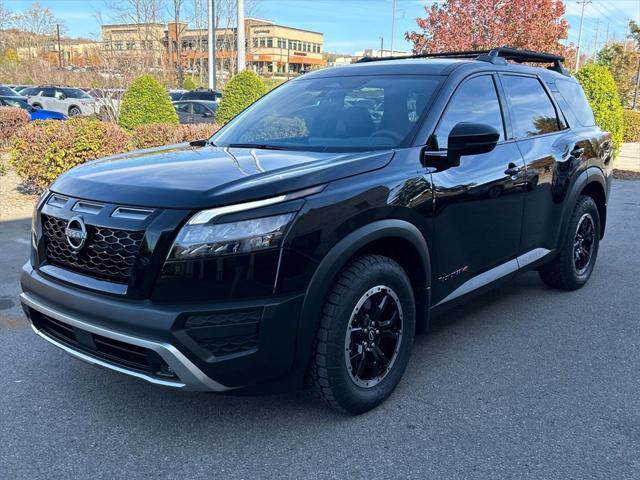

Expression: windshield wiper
xmin=226 ymin=143 xmax=289 ymax=150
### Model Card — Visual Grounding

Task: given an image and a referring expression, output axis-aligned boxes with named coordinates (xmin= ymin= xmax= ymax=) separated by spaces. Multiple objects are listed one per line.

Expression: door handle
xmin=504 ymin=163 xmax=522 ymax=176
xmin=571 ymin=147 xmax=585 ymax=158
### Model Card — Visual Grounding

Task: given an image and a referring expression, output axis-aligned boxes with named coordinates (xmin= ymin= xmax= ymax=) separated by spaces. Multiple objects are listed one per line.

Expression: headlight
xmin=32 ymin=189 xmax=49 ymax=247
xmin=167 ymin=213 xmax=294 ymax=260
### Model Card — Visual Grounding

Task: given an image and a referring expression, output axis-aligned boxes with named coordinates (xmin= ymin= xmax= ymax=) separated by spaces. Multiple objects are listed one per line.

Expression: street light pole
xmin=575 ymin=0 xmax=591 ymax=72
xmin=379 ymin=36 xmax=383 ymax=57
xmin=56 ymin=24 xmax=63 ymax=68
xmin=207 ymin=0 xmax=216 ymax=90
xmin=237 ymin=0 xmax=245 ymax=72
xmin=389 ymin=0 xmax=396 ymax=56
xmin=633 ymin=56 xmax=640 ymax=110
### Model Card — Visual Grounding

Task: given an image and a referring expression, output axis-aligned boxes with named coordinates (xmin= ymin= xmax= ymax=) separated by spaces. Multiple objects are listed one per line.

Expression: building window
xmin=267 ymin=37 xmax=273 ymax=48
xmin=252 ymin=38 xmax=259 ymax=48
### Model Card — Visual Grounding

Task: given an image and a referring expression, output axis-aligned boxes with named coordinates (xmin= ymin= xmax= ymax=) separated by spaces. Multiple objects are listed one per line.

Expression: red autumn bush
xmin=10 ymin=118 xmax=222 ymax=192
xmin=10 ymin=117 xmax=130 ymax=192
xmin=0 ymin=107 xmax=30 ymax=146
xmin=131 ymin=122 xmax=222 ymax=149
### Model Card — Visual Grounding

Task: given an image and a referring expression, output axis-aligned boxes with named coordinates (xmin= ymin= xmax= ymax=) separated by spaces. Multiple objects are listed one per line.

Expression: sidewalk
xmin=615 ymin=143 xmax=640 ymax=175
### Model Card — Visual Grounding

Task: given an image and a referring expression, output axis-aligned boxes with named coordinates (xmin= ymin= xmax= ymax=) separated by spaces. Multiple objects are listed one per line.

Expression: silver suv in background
xmin=22 ymin=86 xmax=97 ymax=117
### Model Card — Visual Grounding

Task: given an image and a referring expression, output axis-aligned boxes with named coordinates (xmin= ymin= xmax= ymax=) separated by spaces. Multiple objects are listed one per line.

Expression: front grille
xmin=184 ymin=308 xmax=261 ymax=357
xmin=30 ymin=309 xmax=175 ymax=379
xmin=42 ymin=215 xmax=144 ymax=283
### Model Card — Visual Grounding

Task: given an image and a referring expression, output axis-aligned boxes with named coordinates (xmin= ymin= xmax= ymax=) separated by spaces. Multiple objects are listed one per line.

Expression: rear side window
xmin=435 ymin=75 xmax=505 ymax=149
xmin=555 ymin=79 xmax=595 ymax=127
xmin=501 ymin=75 xmax=561 ymax=138
xmin=174 ymin=102 xmax=190 ymax=113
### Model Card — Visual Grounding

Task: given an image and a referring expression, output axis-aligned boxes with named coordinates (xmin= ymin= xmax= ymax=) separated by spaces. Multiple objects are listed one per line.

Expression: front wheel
xmin=539 ymin=195 xmax=600 ymax=290
xmin=68 ymin=106 xmax=82 ymax=117
xmin=307 ymin=255 xmax=416 ymax=414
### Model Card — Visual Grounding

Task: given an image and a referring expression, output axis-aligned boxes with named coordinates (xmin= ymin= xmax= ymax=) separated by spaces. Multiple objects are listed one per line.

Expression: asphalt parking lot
xmin=1 ymin=180 xmax=639 ymax=480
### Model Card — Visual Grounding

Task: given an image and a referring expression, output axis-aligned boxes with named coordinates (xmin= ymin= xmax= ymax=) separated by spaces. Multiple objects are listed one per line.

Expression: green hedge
xmin=118 ymin=75 xmax=179 ymax=130
xmin=622 ymin=110 xmax=640 ymax=143
xmin=216 ymin=70 xmax=267 ymax=124
xmin=576 ymin=64 xmax=624 ymax=155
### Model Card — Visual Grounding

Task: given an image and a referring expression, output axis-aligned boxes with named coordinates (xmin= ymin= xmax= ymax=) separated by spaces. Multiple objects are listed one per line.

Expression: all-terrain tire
xmin=307 ymin=254 xmax=416 ymax=414
xmin=539 ymin=195 xmax=600 ymax=290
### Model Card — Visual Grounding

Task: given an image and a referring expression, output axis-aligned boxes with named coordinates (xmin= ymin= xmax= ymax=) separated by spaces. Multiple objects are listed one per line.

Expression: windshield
xmin=0 ymin=86 xmax=19 ymax=96
xmin=2 ymin=97 xmax=30 ymax=110
xmin=211 ymin=74 xmax=441 ymax=152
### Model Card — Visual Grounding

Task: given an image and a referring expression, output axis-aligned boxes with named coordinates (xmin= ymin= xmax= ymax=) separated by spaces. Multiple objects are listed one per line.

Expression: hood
xmin=51 ymin=143 xmax=394 ymax=209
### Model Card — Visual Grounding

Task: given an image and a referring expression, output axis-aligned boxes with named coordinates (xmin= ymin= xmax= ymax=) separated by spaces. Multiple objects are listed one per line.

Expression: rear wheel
xmin=539 ymin=195 xmax=600 ymax=290
xmin=31 ymin=103 xmax=42 ymax=110
xmin=68 ymin=106 xmax=81 ymax=117
xmin=307 ymin=254 xmax=416 ymax=414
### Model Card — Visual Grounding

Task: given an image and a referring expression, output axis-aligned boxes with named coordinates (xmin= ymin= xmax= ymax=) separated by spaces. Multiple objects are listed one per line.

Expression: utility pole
xmin=390 ymin=0 xmax=396 ymax=56
xmin=56 ymin=24 xmax=63 ymax=68
xmin=236 ymin=0 xmax=245 ymax=72
xmin=379 ymin=37 xmax=384 ymax=57
xmin=592 ymin=20 xmax=600 ymax=61
xmin=633 ymin=56 xmax=640 ymax=110
xmin=574 ymin=0 xmax=591 ymax=72
xmin=207 ymin=0 xmax=216 ymax=90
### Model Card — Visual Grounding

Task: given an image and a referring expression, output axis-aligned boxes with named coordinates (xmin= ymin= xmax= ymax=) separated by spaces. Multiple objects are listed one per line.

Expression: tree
xmin=597 ymin=43 xmax=636 ymax=107
xmin=0 ymin=0 xmax=13 ymax=30
xmin=15 ymin=2 xmax=58 ymax=37
xmin=183 ymin=76 xmax=197 ymax=90
xmin=406 ymin=0 xmax=570 ymax=58
xmin=118 ymin=74 xmax=179 ymax=130
xmin=215 ymin=70 xmax=266 ymax=124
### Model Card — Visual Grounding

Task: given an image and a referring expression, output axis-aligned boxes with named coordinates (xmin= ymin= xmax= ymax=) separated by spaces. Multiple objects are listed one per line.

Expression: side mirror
xmin=58 ymin=94 xmax=66 ymax=100
xmin=446 ymin=122 xmax=500 ymax=167
xmin=203 ymin=111 xmax=213 ymax=117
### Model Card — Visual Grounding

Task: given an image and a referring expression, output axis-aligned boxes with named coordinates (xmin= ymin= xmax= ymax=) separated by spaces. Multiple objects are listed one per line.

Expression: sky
xmin=4 ymin=0 xmax=640 ymax=54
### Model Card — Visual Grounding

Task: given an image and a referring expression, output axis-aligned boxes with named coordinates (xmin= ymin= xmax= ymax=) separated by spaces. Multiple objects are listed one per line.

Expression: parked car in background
xmin=0 ymin=85 xmax=21 ymax=97
xmin=168 ymin=89 xmax=188 ymax=102
xmin=0 ymin=96 xmax=67 ymax=120
xmin=173 ymin=100 xmax=217 ymax=124
xmin=22 ymin=86 xmax=97 ymax=117
xmin=178 ymin=88 xmax=222 ymax=102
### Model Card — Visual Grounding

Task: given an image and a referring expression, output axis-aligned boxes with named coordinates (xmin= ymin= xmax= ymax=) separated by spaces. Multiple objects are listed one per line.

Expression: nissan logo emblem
xmin=65 ymin=216 xmax=88 ymax=251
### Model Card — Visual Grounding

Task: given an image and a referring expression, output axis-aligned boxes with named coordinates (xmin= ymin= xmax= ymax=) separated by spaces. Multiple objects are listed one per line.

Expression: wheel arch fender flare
xmin=558 ymin=166 xmax=607 ymax=245
xmin=294 ymin=219 xmax=431 ymax=371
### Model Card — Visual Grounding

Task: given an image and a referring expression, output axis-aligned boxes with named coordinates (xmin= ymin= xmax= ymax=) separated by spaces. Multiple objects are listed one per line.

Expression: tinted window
xmin=60 ymin=88 xmax=91 ymax=99
xmin=502 ymin=75 xmax=560 ymax=138
xmin=41 ymin=88 xmax=55 ymax=97
xmin=435 ymin=75 xmax=504 ymax=149
xmin=192 ymin=103 xmax=208 ymax=115
xmin=555 ymin=79 xmax=595 ymax=127
xmin=212 ymin=75 xmax=441 ymax=152
xmin=181 ymin=90 xmax=219 ymax=101
xmin=174 ymin=102 xmax=191 ymax=113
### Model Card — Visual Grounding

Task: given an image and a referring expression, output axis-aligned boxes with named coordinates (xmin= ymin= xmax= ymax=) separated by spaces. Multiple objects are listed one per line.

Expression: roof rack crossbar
xmin=356 ymin=47 xmax=570 ymax=76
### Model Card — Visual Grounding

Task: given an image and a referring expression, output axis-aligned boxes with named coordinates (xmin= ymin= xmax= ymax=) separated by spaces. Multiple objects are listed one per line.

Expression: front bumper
xmin=20 ymin=263 xmax=304 ymax=391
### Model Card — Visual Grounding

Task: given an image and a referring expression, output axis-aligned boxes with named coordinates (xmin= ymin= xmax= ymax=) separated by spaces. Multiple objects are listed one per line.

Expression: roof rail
xmin=356 ymin=47 xmax=570 ymax=76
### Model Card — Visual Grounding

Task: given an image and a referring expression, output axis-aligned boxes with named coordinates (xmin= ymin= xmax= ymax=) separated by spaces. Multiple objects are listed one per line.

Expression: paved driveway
xmin=1 ymin=180 xmax=639 ymax=480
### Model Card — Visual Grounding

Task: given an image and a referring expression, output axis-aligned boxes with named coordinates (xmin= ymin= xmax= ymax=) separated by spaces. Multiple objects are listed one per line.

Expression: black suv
xmin=20 ymin=48 xmax=613 ymax=413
